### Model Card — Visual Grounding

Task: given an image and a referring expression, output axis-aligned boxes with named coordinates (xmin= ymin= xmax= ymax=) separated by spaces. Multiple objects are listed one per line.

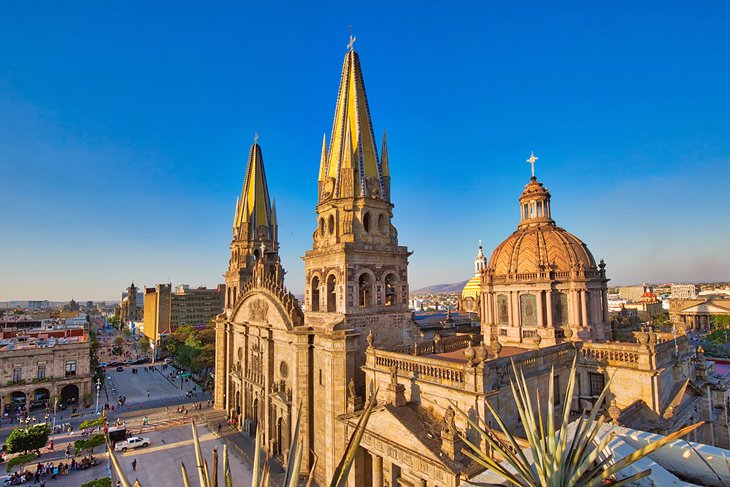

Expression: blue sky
xmin=1 ymin=1 xmax=729 ymax=301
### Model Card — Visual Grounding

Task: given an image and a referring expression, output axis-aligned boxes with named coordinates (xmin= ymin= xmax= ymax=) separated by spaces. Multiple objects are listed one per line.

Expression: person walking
xmin=132 ymin=458 xmax=137 ymax=472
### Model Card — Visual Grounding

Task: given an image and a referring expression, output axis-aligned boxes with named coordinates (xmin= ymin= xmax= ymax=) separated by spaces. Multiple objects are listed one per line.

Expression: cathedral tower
xmin=303 ymin=42 xmax=418 ymax=483
xmin=225 ymin=140 xmax=280 ymax=314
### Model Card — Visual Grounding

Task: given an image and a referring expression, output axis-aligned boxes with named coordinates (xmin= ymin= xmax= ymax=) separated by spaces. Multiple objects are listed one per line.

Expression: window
xmin=522 ymin=329 xmax=537 ymax=339
xmin=328 ymin=215 xmax=335 ymax=235
xmin=65 ymin=360 xmax=77 ymax=377
xmin=37 ymin=365 xmax=46 ymax=380
xmin=523 ymin=204 xmax=529 ymax=219
xmin=319 ymin=369 xmax=323 ymax=386
xmin=358 ymin=273 xmax=372 ymax=307
xmin=363 ymin=212 xmax=371 ymax=233
xmin=310 ymin=276 xmax=320 ymax=312
xmin=326 ymin=275 xmax=337 ymax=312
xmin=588 ymin=372 xmax=605 ymax=397
xmin=553 ymin=375 xmax=561 ymax=405
xmin=499 ymin=329 xmax=508 ymax=337
xmin=497 ymin=294 xmax=509 ymax=325
xmin=384 ymin=274 xmax=396 ymax=306
xmin=520 ymin=294 xmax=537 ymax=327
xmin=12 ymin=367 xmax=22 ymax=382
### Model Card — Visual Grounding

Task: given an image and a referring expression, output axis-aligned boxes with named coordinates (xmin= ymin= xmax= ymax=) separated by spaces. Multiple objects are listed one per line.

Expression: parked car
xmin=114 ymin=436 xmax=150 ymax=452
xmin=116 ymin=366 xmax=124 ymax=372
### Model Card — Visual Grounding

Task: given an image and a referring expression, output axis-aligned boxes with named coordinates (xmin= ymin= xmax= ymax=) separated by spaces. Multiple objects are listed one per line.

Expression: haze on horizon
xmin=1 ymin=2 xmax=729 ymax=302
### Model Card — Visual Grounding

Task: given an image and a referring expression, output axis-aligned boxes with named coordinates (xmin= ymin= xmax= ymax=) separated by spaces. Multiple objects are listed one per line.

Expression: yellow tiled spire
xmin=233 ymin=142 xmax=275 ymax=241
xmin=321 ymin=48 xmax=386 ymax=202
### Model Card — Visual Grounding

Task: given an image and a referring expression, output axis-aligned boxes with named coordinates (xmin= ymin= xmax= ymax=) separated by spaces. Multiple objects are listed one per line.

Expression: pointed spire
xmin=233 ymin=140 xmax=275 ymax=242
xmin=323 ymin=48 xmax=384 ymax=201
xmin=318 ymin=133 xmax=327 ymax=183
xmin=380 ymin=129 xmax=389 ymax=178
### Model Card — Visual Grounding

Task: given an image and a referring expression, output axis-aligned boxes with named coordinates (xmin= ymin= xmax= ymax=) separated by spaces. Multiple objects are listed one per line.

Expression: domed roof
xmin=488 ymin=225 xmax=596 ymax=276
xmin=487 ymin=176 xmax=597 ymax=277
xmin=461 ymin=275 xmax=481 ymax=300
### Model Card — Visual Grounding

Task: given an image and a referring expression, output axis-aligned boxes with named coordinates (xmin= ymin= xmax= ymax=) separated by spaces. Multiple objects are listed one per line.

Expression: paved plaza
xmin=113 ymin=423 xmax=253 ymax=486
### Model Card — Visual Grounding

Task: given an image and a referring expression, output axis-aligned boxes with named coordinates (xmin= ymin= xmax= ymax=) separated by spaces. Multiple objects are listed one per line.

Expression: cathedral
xmin=215 ymin=42 xmax=730 ymax=487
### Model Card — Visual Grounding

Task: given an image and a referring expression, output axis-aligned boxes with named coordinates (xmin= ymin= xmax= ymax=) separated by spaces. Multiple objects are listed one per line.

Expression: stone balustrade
xmin=392 ymin=333 xmax=477 ymax=356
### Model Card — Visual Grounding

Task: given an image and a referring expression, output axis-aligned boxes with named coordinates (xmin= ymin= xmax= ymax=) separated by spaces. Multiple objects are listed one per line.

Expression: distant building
xmin=120 ymin=283 xmax=142 ymax=323
xmin=670 ymin=297 xmax=730 ymax=331
xmin=0 ymin=326 xmax=92 ymax=413
xmin=27 ymin=300 xmax=50 ymax=311
xmin=141 ymin=283 xmax=224 ymax=342
xmin=622 ymin=291 xmax=664 ymax=320
xmin=618 ymin=284 xmax=652 ymax=302
xmin=671 ymin=283 xmax=700 ymax=300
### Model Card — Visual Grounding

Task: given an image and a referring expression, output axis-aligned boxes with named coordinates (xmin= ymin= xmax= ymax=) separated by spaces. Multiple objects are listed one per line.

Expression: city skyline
xmin=2 ymin=2 xmax=730 ymax=301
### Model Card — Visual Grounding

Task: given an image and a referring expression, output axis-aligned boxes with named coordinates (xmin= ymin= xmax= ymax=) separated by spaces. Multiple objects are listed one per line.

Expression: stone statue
xmin=389 ymin=365 xmax=398 ymax=386
xmin=443 ymin=406 xmax=457 ymax=435
xmin=348 ymin=377 xmax=357 ymax=399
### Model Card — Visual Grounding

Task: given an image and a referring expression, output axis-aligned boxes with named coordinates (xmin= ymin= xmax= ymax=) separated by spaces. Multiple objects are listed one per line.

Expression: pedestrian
xmin=217 ymin=422 xmax=222 ymax=434
xmin=147 ymin=390 xmax=150 ymax=398
xmin=132 ymin=459 xmax=137 ymax=472
xmin=40 ymin=479 xmax=45 ymax=487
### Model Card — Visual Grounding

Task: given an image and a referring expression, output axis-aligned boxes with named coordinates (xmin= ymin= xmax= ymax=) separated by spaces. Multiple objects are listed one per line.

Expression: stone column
xmin=581 ymin=290 xmax=589 ymax=327
xmin=507 ymin=292 xmax=513 ymax=326
xmin=214 ymin=319 xmax=227 ymax=409
xmin=372 ymin=454 xmax=383 ymax=487
xmin=571 ymin=290 xmax=581 ymax=327
xmin=601 ymin=287 xmax=610 ymax=323
xmin=536 ymin=291 xmax=544 ymax=327
xmin=546 ymin=291 xmax=553 ymax=328
xmin=485 ymin=293 xmax=492 ymax=324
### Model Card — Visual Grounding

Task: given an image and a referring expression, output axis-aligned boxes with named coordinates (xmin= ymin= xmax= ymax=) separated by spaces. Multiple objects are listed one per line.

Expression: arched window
xmin=328 ymin=215 xmax=335 ymax=235
xmin=358 ymin=273 xmax=372 ymax=307
xmin=311 ymin=276 xmax=320 ymax=312
xmin=384 ymin=273 xmax=397 ymax=306
xmin=363 ymin=212 xmax=371 ymax=233
xmin=378 ymin=214 xmax=387 ymax=234
xmin=227 ymin=287 xmax=232 ymax=307
xmin=326 ymin=275 xmax=337 ymax=312
xmin=319 ymin=217 xmax=325 ymax=236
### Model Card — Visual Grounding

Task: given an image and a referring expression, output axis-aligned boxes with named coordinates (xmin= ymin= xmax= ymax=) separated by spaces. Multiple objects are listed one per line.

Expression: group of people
xmin=2 ymin=457 xmax=97 ymax=486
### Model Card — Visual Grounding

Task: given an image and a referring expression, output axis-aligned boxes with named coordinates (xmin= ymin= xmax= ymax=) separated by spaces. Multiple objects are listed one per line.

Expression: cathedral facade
xmin=215 ymin=44 xmax=730 ymax=487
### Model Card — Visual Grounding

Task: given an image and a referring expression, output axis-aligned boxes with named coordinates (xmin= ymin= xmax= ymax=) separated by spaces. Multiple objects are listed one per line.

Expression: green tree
xmin=712 ymin=315 xmax=730 ymax=329
xmin=139 ymin=334 xmax=150 ymax=355
xmin=113 ymin=335 xmax=125 ymax=347
xmin=79 ymin=417 xmax=106 ymax=430
xmin=6 ymin=452 xmax=37 ymax=473
xmin=80 ymin=478 xmax=112 ymax=487
xmin=6 ymin=423 xmax=50 ymax=454
xmin=75 ymin=434 xmax=105 ymax=455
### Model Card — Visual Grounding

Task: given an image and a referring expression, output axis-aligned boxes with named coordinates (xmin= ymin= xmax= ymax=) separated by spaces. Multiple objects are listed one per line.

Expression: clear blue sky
xmin=1 ymin=1 xmax=729 ymax=301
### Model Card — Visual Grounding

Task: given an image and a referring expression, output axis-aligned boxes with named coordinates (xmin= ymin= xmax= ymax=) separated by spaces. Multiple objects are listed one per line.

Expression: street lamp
xmin=94 ymin=378 xmax=101 ymax=414
xmin=51 ymin=397 xmax=58 ymax=440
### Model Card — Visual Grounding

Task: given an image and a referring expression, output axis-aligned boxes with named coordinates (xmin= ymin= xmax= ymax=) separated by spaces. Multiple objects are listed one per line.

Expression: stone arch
xmin=326 ymin=273 xmax=337 ymax=312
xmin=310 ymin=275 xmax=321 ymax=312
xmin=383 ymin=272 xmax=398 ymax=306
xmin=60 ymin=384 xmax=79 ymax=407
xmin=363 ymin=211 xmax=371 ymax=233
xmin=8 ymin=391 xmax=26 ymax=412
xmin=230 ymin=287 xmax=303 ymax=332
xmin=32 ymin=388 xmax=50 ymax=409
xmin=328 ymin=215 xmax=335 ymax=235
xmin=319 ymin=217 xmax=325 ymax=236
xmin=357 ymin=271 xmax=374 ymax=307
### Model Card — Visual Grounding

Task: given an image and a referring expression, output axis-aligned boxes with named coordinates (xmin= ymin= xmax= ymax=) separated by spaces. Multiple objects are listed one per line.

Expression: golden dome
xmin=461 ymin=275 xmax=481 ymax=300
xmin=487 ymin=176 xmax=597 ymax=277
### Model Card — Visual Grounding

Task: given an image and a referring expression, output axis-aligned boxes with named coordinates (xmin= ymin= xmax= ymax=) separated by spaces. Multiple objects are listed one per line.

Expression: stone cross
xmin=347 ymin=25 xmax=356 ymax=51
xmin=526 ymin=151 xmax=538 ymax=178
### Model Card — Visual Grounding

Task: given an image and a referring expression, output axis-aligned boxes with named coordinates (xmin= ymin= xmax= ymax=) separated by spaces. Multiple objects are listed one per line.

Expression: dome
xmin=487 ymin=176 xmax=597 ymax=277
xmin=461 ymin=275 xmax=481 ymax=300
xmin=488 ymin=224 xmax=596 ymax=276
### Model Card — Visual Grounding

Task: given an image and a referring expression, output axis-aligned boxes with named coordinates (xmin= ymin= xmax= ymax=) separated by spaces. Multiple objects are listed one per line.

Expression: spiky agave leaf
xmin=305 ymin=451 xmax=319 ymax=487
xmin=282 ymin=404 xmax=302 ymax=487
xmin=107 ymin=438 xmax=133 ymax=487
xmin=251 ymin=426 xmax=263 ymax=487
xmin=191 ymin=420 xmax=210 ymax=487
xmin=456 ymin=356 xmax=704 ymax=487
xmin=181 ymin=461 xmax=192 ymax=487
xmin=223 ymin=444 xmax=232 ymax=487
xmin=330 ymin=385 xmax=379 ymax=487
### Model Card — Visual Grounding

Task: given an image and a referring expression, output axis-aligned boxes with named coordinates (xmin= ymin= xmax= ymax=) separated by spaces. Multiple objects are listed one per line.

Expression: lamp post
xmin=51 ymin=397 xmax=58 ymax=440
xmin=94 ymin=378 xmax=101 ymax=414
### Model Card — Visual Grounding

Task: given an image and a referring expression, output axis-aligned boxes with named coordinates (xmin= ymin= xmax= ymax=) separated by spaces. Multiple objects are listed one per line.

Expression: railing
xmin=579 ymin=342 xmax=640 ymax=368
xmin=391 ymin=334 xmax=477 ymax=356
xmin=370 ymin=350 xmax=466 ymax=385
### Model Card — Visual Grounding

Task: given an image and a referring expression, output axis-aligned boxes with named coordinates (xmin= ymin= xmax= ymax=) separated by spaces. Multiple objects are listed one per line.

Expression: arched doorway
xmin=32 ymin=388 xmax=50 ymax=409
xmin=235 ymin=390 xmax=241 ymax=416
xmin=7 ymin=391 xmax=26 ymax=414
xmin=60 ymin=384 xmax=79 ymax=408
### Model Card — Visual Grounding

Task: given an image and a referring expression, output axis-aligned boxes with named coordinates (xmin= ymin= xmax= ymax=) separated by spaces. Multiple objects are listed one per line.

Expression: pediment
xmin=231 ymin=291 xmax=294 ymax=331
xmin=680 ymin=303 xmax=730 ymax=314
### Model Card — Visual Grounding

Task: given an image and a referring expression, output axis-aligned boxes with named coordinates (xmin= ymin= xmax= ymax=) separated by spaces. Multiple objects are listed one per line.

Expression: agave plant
xmin=454 ymin=357 xmax=704 ymax=487
xmin=177 ymin=384 xmax=378 ymax=487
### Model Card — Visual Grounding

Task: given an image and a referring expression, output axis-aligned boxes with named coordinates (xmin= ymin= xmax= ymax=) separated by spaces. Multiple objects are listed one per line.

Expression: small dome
xmin=461 ymin=275 xmax=481 ymax=300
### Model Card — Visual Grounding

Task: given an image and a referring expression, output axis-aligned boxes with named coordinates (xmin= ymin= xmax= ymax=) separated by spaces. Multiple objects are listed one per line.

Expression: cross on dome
xmin=526 ymin=151 xmax=538 ymax=178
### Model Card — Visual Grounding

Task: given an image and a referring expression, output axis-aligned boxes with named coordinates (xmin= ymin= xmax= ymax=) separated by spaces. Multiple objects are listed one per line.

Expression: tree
xmin=6 ymin=423 xmax=50 ymax=454
xmin=6 ymin=452 xmax=37 ymax=473
xmin=712 ymin=315 xmax=730 ymax=329
xmin=75 ymin=434 xmax=105 ymax=455
xmin=79 ymin=417 xmax=106 ymax=430
xmin=139 ymin=335 xmax=150 ymax=355
xmin=113 ymin=336 xmax=125 ymax=347
xmin=81 ymin=478 xmax=112 ymax=487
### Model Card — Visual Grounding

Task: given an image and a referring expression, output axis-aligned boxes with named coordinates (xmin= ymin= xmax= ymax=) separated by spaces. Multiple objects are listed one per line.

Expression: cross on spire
xmin=526 ymin=151 xmax=539 ymax=178
xmin=253 ymin=131 xmax=259 ymax=145
xmin=347 ymin=25 xmax=356 ymax=51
